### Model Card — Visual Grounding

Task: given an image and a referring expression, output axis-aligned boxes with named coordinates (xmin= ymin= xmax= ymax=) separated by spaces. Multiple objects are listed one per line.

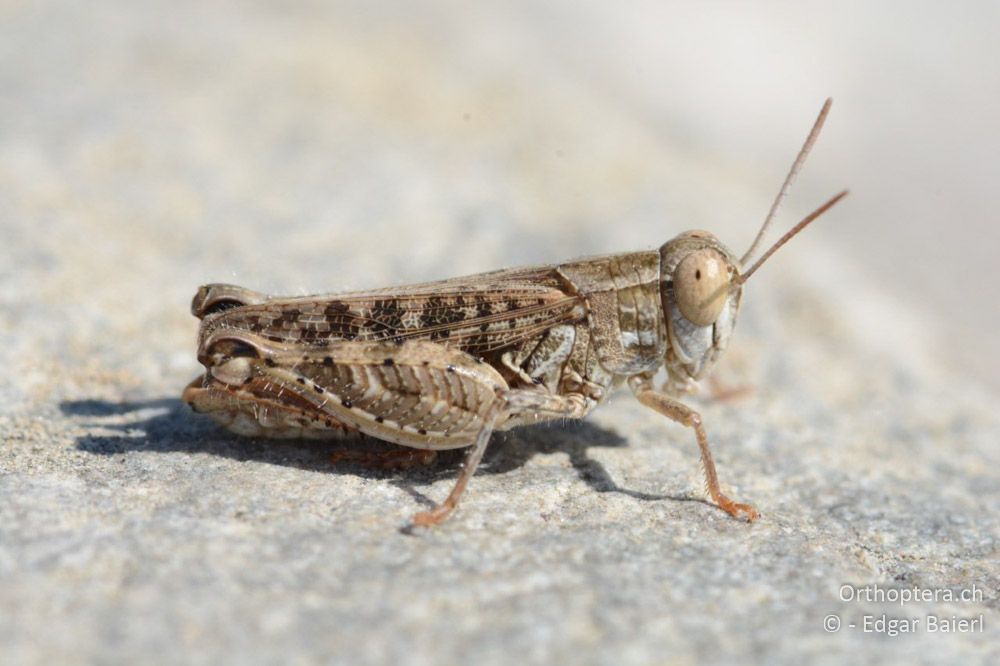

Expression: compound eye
xmin=673 ymin=249 xmax=731 ymax=326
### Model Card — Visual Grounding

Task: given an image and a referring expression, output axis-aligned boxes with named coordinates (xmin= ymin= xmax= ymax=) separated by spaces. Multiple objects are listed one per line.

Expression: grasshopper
xmin=183 ymin=99 xmax=846 ymax=527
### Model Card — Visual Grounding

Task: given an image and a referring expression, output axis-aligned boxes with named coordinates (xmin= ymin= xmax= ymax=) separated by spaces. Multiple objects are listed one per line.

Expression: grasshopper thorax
xmin=658 ymin=231 xmax=743 ymax=381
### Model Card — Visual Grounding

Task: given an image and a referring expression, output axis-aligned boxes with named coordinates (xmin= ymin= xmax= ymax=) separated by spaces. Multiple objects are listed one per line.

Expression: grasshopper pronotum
xmin=183 ymin=99 xmax=846 ymax=527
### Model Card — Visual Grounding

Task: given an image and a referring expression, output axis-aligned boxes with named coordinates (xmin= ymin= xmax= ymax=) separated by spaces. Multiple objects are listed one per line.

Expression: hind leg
xmin=409 ymin=389 xmax=591 ymax=527
xmin=409 ymin=401 xmax=501 ymax=527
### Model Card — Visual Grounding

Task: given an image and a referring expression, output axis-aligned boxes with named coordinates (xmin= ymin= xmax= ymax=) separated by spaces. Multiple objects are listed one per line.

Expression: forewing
xmin=201 ymin=267 xmax=586 ymax=356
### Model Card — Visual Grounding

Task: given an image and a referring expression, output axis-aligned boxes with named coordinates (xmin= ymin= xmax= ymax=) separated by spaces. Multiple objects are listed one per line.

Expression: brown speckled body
xmin=183 ymin=238 xmax=756 ymax=526
xmin=185 ymin=247 xmax=720 ymax=440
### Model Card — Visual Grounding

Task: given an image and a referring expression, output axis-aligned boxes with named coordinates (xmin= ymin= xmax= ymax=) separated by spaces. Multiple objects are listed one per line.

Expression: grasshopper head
xmin=658 ymin=231 xmax=742 ymax=381
xmin=657 ymin=189 xmax=848 ymax=381
xmin=656 ymin=99 xmax=849 ymax=382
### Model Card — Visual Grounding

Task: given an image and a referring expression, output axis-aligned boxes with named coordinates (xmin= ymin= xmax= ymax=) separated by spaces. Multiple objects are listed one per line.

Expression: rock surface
xmin=2 ymin=2 xmax=997 ymax=665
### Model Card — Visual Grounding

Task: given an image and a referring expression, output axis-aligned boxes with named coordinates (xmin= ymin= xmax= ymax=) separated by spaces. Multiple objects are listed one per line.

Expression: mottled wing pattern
xmin=203 ymin=266 xmax=587 ymax=357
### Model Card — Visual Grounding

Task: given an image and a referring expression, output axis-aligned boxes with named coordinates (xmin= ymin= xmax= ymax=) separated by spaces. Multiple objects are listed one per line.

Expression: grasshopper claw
xmin=410 ymin=505 xmax=454 ymax=528
xmin=717 ymin=496 xmax=759 ymax=522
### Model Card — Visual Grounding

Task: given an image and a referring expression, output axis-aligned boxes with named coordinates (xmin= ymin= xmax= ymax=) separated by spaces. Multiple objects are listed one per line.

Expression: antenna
xmin=739 ymin=98 xmax=833 ymax=267
xmin=735 ymin=189 xmax=848 ymax=285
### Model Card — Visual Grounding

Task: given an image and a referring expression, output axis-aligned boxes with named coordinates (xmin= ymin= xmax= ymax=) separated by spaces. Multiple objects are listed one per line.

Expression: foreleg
xmin=630 ymin=375 xmax=758 ymax=521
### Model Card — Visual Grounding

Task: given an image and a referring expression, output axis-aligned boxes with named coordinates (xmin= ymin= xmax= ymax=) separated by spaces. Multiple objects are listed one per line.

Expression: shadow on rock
xmin=61 ymin=397 xmax=695 ymax=504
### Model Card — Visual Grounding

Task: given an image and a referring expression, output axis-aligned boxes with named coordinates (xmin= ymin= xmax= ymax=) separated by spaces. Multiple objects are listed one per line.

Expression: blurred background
xmin=2 ymin=1 xmax=997 ymax=400
xmin=2 ymin=2 xmax=998 ymax=664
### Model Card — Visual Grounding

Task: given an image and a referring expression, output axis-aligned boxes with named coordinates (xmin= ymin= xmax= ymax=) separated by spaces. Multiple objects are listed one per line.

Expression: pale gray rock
xmin=1 ymin=2 xmax=997 ymax=665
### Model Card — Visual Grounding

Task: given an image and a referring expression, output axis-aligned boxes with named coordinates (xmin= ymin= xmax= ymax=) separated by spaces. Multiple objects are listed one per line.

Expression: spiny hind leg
xmin=409 ymin=388 xmax=592 ymax=528
xmin=227 ymin=335 xmax=587 ymax=527
xmin=409 ymin=401 xmax=501 ymax=528
xmin=630 ymin=375 xmax=758 ymax=521
xmin=257 ymin=340 xmax=504 ymax=525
